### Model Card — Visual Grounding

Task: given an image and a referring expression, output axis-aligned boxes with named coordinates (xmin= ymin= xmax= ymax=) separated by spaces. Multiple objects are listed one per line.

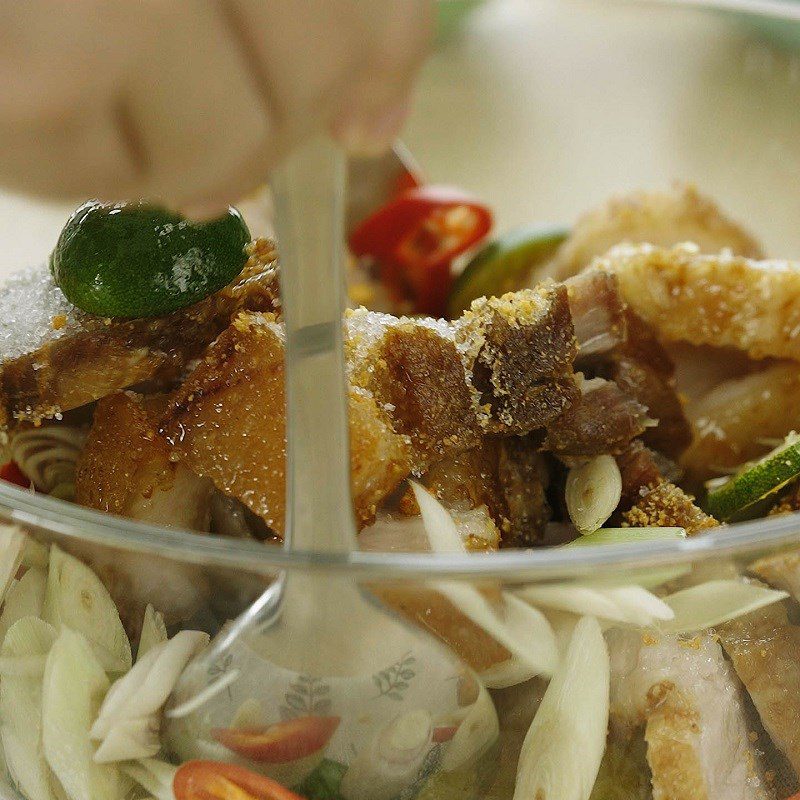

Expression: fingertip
xmin=331 ymin=98 xmax=411 ymax=158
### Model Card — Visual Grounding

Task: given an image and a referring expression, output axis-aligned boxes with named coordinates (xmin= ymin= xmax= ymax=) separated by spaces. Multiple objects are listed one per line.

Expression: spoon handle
xmin=272 ymin=137 xmax=357 ymax=553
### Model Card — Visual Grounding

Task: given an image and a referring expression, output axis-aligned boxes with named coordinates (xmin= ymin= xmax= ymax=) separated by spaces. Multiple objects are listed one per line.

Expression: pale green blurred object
xmin=436 ymin=0 xmax=485 ymax=42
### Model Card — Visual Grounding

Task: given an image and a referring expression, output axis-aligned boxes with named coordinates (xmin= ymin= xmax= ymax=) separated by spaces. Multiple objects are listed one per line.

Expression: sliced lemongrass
xmin=563 ymin=526 xmax=686 ymax=547
xmin=0 ymin=524 xmax=26 ymax=604
xmin=91 ymin=630 xmax=208 ymax=761
xmin=42 ymin=629 xmax=123 ymax=800
xmin=516 ymin=584 xmax=673 ymax=627
xmin=415 ymin=482 xmax=556 ymax=682
xmin=565 ymin=456 xmax=622 ymax=533
xmin=136 ymin=605 xmax=168 ymax=662
xmin=411 ymin=481 xmax=466 ymax=553
xmin=22 ymin=537 xmax=50 ymax=570
xmin=93 ymin=718 xmax=161 ymax=764
xmin=440 ymin=683 xmax=499 ymax=772
xmin=43 ymin=545 xmax=132 ymax=675
xmin=660 ymin=580 xmax=788 ymax=634
xmin=514 ymin=616 xmax=609 ymax=800
xmin=0 ymin=567 xmax=46 ymax=646
xmin=0 ymin=617 xmax=59 ymax=800
xmin=121 ymin=760 xmax=176 ymax=800
xmin=0 ymin=654 xmax=48 ymax=677
xmin=434 ymin=581 xmax=558 ymax=682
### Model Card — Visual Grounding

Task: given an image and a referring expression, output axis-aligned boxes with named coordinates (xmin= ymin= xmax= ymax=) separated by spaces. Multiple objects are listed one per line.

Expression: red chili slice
xmin=0 ymin=462 xmax=31 ymax=489
xmin=173 ymin=760 xmax=303 ymax=800
xmin=349 ymin=185 xmax=493 ymax=317
xmin=212 ymin=716 xmax=340 ymax=763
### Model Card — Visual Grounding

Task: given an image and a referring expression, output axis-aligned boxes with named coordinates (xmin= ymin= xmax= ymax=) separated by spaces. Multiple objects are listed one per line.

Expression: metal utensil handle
xmin=272 ymin=137 xmax=357 ymax=554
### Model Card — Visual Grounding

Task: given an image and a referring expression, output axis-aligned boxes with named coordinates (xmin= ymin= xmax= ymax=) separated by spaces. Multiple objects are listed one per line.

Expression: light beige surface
xmin=2 ymin=0 xmax=800 ymax=277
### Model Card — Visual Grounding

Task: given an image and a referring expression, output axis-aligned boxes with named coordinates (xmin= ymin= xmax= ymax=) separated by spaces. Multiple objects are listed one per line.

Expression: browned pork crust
xmin=0 ymin=239 xmax=280 ymax=428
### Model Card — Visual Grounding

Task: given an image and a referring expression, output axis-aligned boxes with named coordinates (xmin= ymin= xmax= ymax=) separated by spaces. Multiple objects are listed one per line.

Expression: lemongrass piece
xmin=565 ymin=456 xmax=622 ymax=533
xmin=22 ymin=537 xmax=50 ymax=570
xmin=516 ymin=584 xmax=674 ymax=627
xmin=660 ymin=580 xmax=788 ymax=634
xmin=0 ymin=524 xmax=26 ymax=604
xmin=121 ymin=760 xmax=176 ymax=800
xmin=411 ymin=481 xmax=466 ymax=553
xmin=42 ymin=629 xmax=123 ymax=800
xmin=0 ymin=654 xmax=48 ymax=677
xmin=434 ymin=582 xmax=558 ymax=682
xmin=440 ymin=683 xmax=499 ymax=772
xmin=0 ymin=567 xmax=46 ymax=646
xmin=136 ymin=605 xmax=168 ymax=662
xmin=514 ymin=616 xmax=609 ymax=800
xmin=563 ymin=526 xmax=686 ymax=547
xmin=43 ymin=545 xmax=132 ymax=674
xmin=91 ymin=631 xmax=208 ymax=762
xmin=0 ymin=617 xmax=60 ymax=800
xmin=414 ymin=482 xmax=557 ymax=682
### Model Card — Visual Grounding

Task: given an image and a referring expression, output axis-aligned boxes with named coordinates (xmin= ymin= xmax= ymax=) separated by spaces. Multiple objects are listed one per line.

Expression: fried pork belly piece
xmin=75 ymin=391 xmax=214 ymax=530
xmin=548 ymin=184 xmax=763 ymax=281
xmin=0 ymin=240 xmax=280 ymax=428
xmin=608 ymin=628 xmax=768 ymax=800
xmin=497 ymin=435 xmax=551 ymax=545
xmin=163 ymin=282 xmax=578 ymax=537
xmin=599 ymin=311 xmax=692 ymax=460
xmin=718 ymin=600 xmax=800 ymax=777
xmin=623 ymin=482 xmax=717 ymax=535
xmin=565 ymin=270 xmax=627 ymax=357
xmin=682 ymin=363 xmax=800 ymax=486
xmin=160 ymin=314 xmax=411 ymax=534
xmin=597 ymin=243 xmax=800 ymax=362
xmin=543 ymin=376 xmax=650 ymax=457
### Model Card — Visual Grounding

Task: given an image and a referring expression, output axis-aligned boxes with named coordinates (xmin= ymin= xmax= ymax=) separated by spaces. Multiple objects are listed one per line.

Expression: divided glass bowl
xmin=4 ymin=1 xmax=800 ymax=799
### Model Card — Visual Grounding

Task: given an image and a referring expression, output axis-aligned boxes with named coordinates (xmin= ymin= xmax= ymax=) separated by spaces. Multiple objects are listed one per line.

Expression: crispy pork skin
xmin=160 ymin=314 xmax=411 ymax=535
xmin=547 ymin=183 xmax=763 ymax=281
xmin=75 ymin=391 xmax=214 ymax=531
xmin=597 ymin=243 xmax=800 ymax=362
xmin=0 ymin=240 xmax=280 ymax=428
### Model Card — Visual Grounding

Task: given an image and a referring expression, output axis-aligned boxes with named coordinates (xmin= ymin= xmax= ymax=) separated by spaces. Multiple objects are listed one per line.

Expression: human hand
xmin=0 ymin=0 xmax=432 ymax=212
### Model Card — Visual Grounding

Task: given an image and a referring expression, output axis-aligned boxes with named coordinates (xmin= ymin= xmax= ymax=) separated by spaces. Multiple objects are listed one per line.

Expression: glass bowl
xmin=3 ymin=2 xmax=800 ymax=800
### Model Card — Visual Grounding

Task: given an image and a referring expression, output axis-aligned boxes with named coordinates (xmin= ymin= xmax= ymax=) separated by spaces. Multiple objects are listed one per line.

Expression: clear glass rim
xmin=4 ymin=0 xmax=800 ymax=581
xmin=2 ymin=481 xmax=799 ymax=581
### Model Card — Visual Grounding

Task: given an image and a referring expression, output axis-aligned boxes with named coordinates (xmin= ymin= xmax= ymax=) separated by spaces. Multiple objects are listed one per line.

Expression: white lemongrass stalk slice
xmin=660 ymin=580 xmax=788 ymax=634
xmin=93 ymin=718 xmax=160 ymax=764
xmin=411 ymin=481 xmax=466 ymax=553
xmin=565 ymin=456 xmax=622 ymax=533
xmin=563 ymin=527 xmax=686 ymax=547
xmin=440 ymin=683 xmax=499 ymax=772
xmin=0 ymin=524 xmax=26 ymax=604
xmin=434 ymin=582 xmax=558 ymax=682
xmin=414 ymin=482 xmax=557 ymax=682
xmin=42 ymin=628 xmax=123 ymax=800
xmin=0 ymin=567 xmax=46 ymax=646
xmin=0 ymin=654 xmax=48 ymax=677
xmin=516 ymin=584 xmax=674 ymax=627
xmin=514 ymin=616 xmax=609 ymax=800
xmin=43 ymin=545 xmax=132 ymax=675
xmin=22 ymin=538 xmax=50 ymax=570
xmin=121 ymin=760 xmax=176 ymax=800
xmin=136 ymin=605 xmax=168 ymax=662
xmin=91 ymin=631 xmax=208 ymax=761
xmin=0 ymin=617 xmax=60 ymax=800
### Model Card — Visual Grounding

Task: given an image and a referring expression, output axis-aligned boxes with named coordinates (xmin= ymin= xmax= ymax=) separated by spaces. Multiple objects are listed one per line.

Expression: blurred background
xmin=3 ymin=0 xmax=800 ymax=275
